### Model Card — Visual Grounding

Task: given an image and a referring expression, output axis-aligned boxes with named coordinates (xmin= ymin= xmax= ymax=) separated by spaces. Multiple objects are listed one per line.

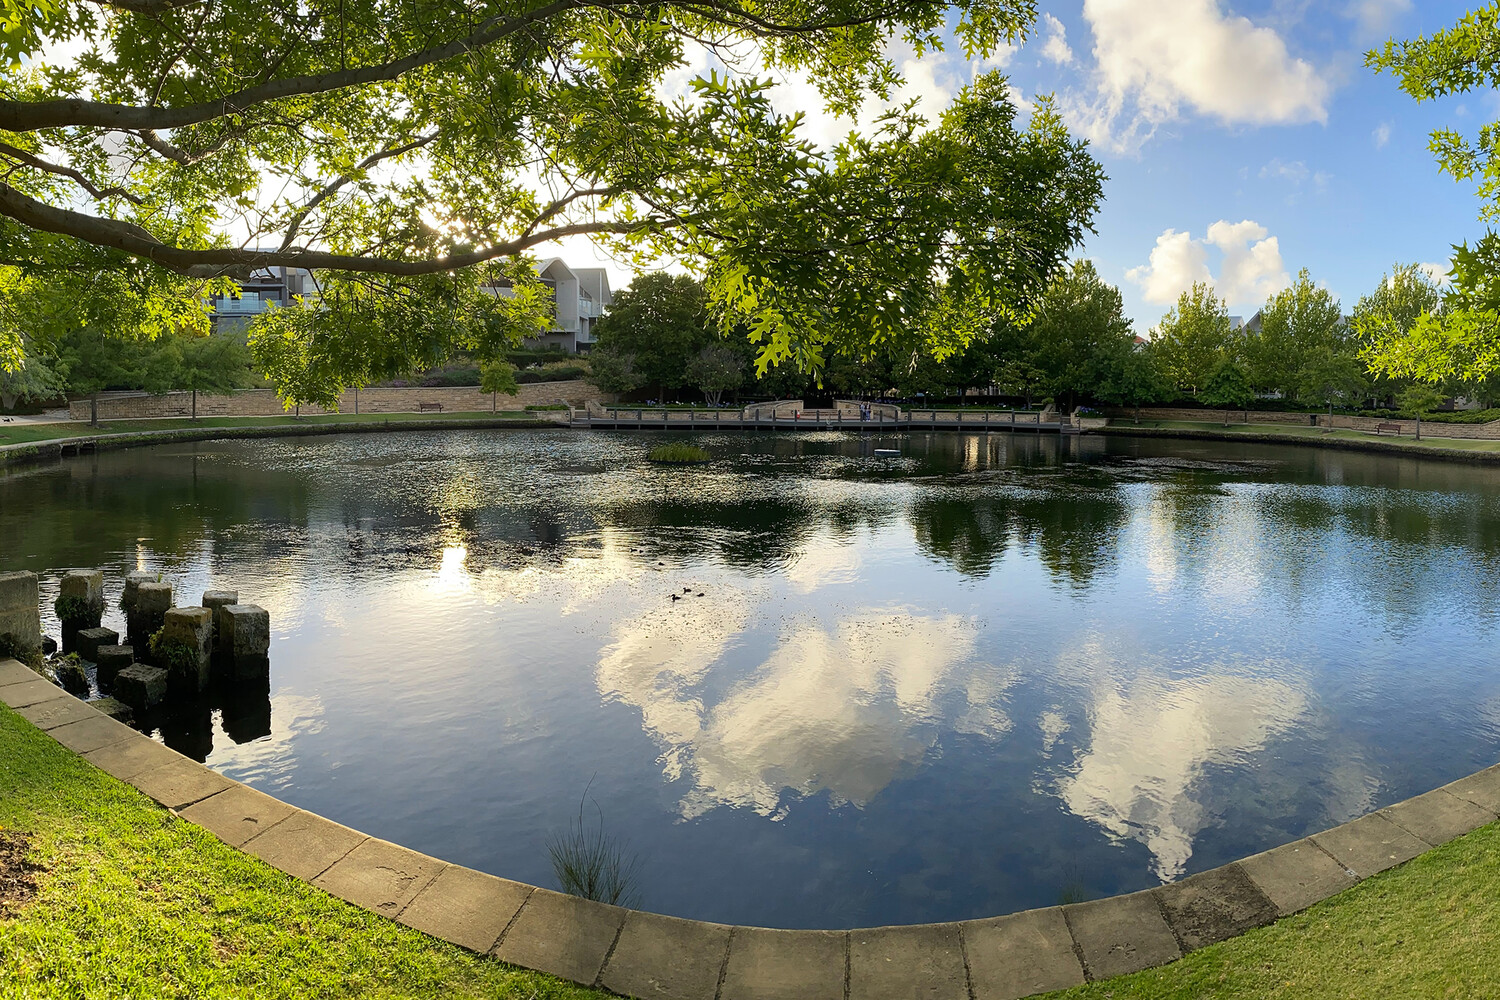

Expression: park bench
xmin=418 ymin=402 xmax=444 ymax=413
xmin=1375 ymin=422 xmax=1403 ymax=436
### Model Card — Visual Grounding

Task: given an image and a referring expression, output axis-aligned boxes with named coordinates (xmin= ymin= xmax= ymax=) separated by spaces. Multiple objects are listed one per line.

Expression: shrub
xmin=419 ymin=366 xmax=482 ymax=387
xmin=148 ymin=629 xmax=200 ymax=677
xmin=648 ymin=443 xmax=711 ymax=464
xmin=1355 ymin=407 xmax=1500 ymax=423
xmin=524 ymin=404 xmax=570 ymax=411
xmin=516 ymin=365 xmax=587 ymax=383
xmin=53 ymin=594 xmax=98 ymax=623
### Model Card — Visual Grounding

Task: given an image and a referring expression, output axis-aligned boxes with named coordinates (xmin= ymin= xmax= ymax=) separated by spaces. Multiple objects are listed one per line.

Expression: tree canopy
xmin=0 ymin=0 xmax=1105 ymax=404
xmin=1367 ymin=7 xmax=1500 ymax=386
xmin=1150 ymin=282 xmax=1232 ymax=395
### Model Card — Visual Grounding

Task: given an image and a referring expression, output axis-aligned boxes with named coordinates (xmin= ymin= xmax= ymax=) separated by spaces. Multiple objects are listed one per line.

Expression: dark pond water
xmin=5 ymin=429 xmax=1500 ymax=928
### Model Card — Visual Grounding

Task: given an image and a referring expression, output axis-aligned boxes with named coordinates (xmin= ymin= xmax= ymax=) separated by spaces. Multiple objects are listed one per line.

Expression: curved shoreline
xmin=1097 ymin=423 xmax=1500 ymax=464
xmin=9 ymin=414 xmax=1500 ymax=476
xmin=2 ymin=660 xmax=1496 ymax=999
xmin=0 ymin=416 xmax=567 ymax=470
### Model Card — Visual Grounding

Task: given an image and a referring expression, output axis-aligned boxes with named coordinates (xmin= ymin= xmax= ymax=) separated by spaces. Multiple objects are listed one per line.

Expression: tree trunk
xmin=90 ymin=392 xmax=98 ymax=427
xmin=1416 ymin=413 xmax=1421 ymax=441
xmin=1134 ymin=402 xmax=1141 ymax=424
xmin=191 ymin=388 xmax=197 ymax=420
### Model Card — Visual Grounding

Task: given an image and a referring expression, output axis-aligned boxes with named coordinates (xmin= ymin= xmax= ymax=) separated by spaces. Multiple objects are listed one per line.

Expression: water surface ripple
xmin=5 ymin=429 xmax=1500 ymax=927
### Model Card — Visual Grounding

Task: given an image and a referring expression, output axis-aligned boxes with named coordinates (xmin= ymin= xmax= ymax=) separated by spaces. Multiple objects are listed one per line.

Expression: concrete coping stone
xmin=2 ymin=657 xmax=1499 ymax=1000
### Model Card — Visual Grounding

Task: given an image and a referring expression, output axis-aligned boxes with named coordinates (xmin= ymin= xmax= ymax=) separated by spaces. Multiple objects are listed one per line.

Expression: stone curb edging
xmin=1098 ymin=424 xmax=1500 ymax=466
xmin=3 ymin=657 xmax=1499 ymax=1000
xmin=0 ymin=416 xmax=568 ymax=471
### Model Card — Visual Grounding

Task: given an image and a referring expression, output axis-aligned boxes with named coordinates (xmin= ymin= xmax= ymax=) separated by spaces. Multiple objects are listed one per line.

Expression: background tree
xmin=586 ymin=346 xmax=646 ymax=398
xmin=1298 ymin=346 xmax=1370 ymax=420
xmin=1352 ymin=263 xmax=1443 ymax=403
xmin=1243 ymin=269 xmax=1344 ymax=402
xmin=685 ymin=344 xmax=745 ymax=406
xmin=1200 ymin=359 xmax=1253 ymax=426
xmin=0 ymin=343 xmax=63 ymax=411
xmin=1027 ymin=260 xmax=1137 ymax=411
xmin=0 ymin=1 xmax=1104 ymax=404
xmin=1098 ymin=346 xmax=1172 ymax=422
xmin=1151 ymin=283 xmax=1233 ymax=396
xmin=977 ymin=319 xmax=1048 ymax=407
xmin=1398 ymin=384 xmax=1446 ymax=440
xmin=590 ymin=274 xmax=711 ymax=400
xmin=160 ymin=334 xmax=253 ymax=419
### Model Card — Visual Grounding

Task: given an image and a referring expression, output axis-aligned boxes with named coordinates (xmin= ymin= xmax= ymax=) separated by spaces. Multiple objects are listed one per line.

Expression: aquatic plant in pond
xmin=547 ymin=786 xmax=642 ymax=908
xmin=648 ymin=443 xmax=711 ymax=464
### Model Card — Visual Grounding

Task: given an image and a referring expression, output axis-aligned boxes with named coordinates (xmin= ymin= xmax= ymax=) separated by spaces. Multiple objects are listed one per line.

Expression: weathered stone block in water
xmin=58 ymin=570 xmax=105 ymax=652
xmin=135 ymin=582 xmax=172 ymax=617
xmin=120 ymin=571 xmax=156 ymax=612
xmin=203 ymin=590 xmax=238 ymax=613
xmin=94 ymin=645 xmax=134 ymax=690
xmin=113 ymin=663 xmax=169 ymax=711
xmin=54 ymin=658 xmax=88 ymax=696
xmin=217 ymin=604 xmax=270 ymax=662
xmin=86 ymin=696 xmax=133 ymax=722
xmin=126 ymin=581 xmax=173 ymax=643
xmin=159 ymin=606 xmax=213 ymax=693
xmin=0 ymin=570 xmax=41 ymax=657
xmin=59 ymin=570 xmax=104 ymax=609
xmin=203 ymin=590 xmax=238 ymax=648
xmin=76 ymin=627 xmax=119 ymax=663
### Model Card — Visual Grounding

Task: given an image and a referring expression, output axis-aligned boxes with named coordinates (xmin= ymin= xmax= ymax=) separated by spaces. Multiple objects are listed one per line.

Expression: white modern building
xmin=484 ymin=258 xmax=613 ymax=353
xmin=208 ymin=264 xmax=317 ymax=334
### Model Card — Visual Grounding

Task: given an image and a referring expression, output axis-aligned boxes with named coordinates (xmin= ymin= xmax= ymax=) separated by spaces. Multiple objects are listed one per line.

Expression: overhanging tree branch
xmin=0 ymin=142 xmax=143 ymax=204
xmin=6 ymin=0 xmax=923 ymax=133
xmin=280 ymin=132 xmax=440 ymax=249
xmin=0 ymin=0 xmax=583 ymax=132
xmin=0 ymin=182 xmax=690 ymax=276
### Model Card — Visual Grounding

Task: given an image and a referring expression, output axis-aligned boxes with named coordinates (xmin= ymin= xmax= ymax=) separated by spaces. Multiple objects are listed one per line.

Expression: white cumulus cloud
xmin=1373 ymin=121 xmax=1392 ymax=148
xmin=1127 ymin=220 xmax=1290 ymax=307
xmin=1347 ymin=0 xmax=1412 ymax=39
xmin=1418 ymin=261 xmax=1452 ymax=286
xmin=1066 ymin=0 xmax=1331 ymax=154
xmin=1040 ymin=13 xmax=1075 ymax=65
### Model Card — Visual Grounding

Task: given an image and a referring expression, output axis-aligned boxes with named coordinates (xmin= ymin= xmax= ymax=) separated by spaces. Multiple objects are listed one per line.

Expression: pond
xmin=5 ymin=428 xmax=1500 ymax=929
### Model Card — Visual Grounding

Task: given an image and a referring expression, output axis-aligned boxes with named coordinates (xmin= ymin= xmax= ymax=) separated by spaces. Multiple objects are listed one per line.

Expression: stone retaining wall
xmin=1104 ymin=406 xmax=1500 ymax=439
xmin=68 ymin=383 xmax=603 ymax=421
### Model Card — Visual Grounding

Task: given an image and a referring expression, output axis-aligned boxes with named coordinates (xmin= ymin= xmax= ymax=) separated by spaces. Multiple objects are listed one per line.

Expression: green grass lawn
xmin=0 ymin=410 xmax=551 ymax=447
xmin=0 ymin=705 xmax=600 ymax=999
xmin=4 ymin=700 xmax=1500 ymax=999
xmin=1042 ymin=826 xmax=1500 ymax=1000
xmin=1104 ymin=419 xmax=1500 ymax=455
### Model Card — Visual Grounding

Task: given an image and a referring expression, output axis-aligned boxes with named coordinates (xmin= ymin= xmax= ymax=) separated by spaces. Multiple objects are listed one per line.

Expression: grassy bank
xmin=1044 ymin=822 xmax=1500 ymax=999
xmin=3 ymin=700 xmax=1499 ymax=999
xmin=0 ymin=705 xmax=600 ymax=999
xmin=1102 ymin=419 xmax=1500 ymax=459
xmin=0 ymin=410 xmax=549 ymax=448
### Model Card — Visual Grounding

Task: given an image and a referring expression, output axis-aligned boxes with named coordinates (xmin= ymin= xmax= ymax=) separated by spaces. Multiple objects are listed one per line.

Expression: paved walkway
xmin=3 ymin=657 xmax=1499 ymax=1000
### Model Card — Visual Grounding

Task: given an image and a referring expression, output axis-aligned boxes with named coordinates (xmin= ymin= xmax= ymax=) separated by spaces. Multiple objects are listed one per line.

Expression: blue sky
xmin=542 ymin=1 xmax=1488 ymax=334
xmin=1021 ymin=0 xmax=1483 ymax=331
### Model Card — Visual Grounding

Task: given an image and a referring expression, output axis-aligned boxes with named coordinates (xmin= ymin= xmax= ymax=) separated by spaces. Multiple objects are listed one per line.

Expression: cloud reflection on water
xmin=1056 ymin=668 xmax=1306 ymax=881
xmin=598 ymin=601 xmax=996 ymax=820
